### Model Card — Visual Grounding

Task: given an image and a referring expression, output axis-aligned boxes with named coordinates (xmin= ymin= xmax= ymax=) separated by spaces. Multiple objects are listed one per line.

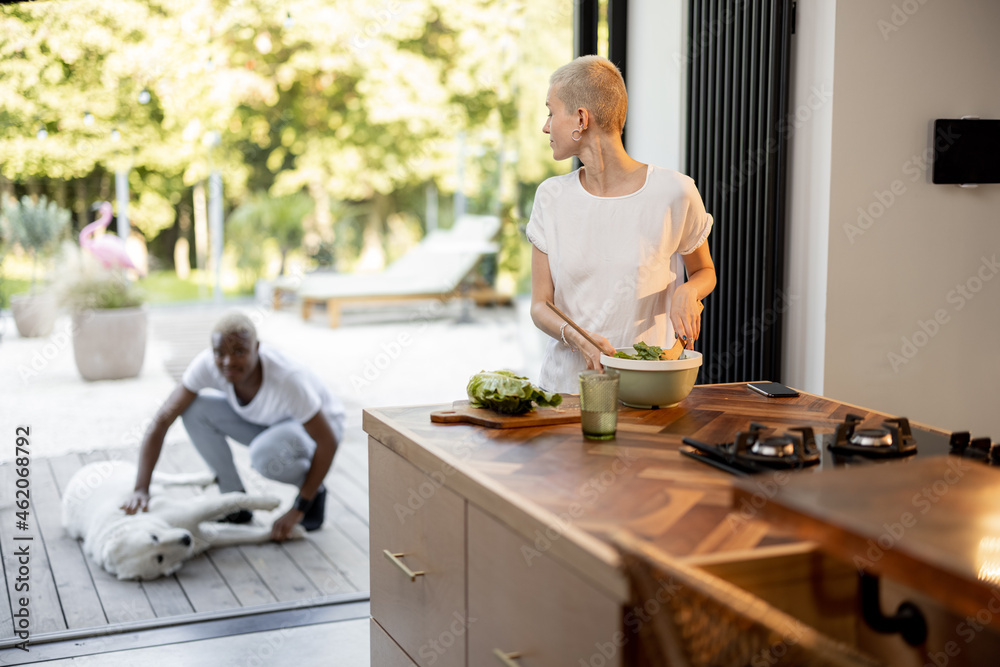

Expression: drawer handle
xmin=493 ymin=649 xmax=522 ymax=666
xmin=383 ymin=550 xmax=426 ymax=582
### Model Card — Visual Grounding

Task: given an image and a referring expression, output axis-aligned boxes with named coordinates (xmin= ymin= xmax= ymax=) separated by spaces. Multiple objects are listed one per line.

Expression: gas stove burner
xmin=750 ymin=436 xmax=798 ymax=458
xmin=735 ymin=423 xmax=821 ymax=468
xmin=681 ymin=413 xmax=953 ymax=477
xmin=829 ymin=414 xmax=917 ymax=459
xmin=949 ymin=432 xmax=1000 ymax=465
xmin=682 ymin=422 xmax=820 ymax=475
xmin=849 ymin=429 xmax=893 ymax=448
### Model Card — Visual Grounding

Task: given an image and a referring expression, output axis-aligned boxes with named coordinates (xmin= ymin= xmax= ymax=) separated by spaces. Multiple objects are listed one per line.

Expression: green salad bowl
xmin=599 ymin=348 xmax=703 ymax=409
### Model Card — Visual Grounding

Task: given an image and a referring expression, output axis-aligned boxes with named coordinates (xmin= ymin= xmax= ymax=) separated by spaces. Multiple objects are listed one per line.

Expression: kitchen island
xmin=363 ymin=383 xmax=998 ymax=666
xmin=734 ymin=455 xmax=1000 ymax=626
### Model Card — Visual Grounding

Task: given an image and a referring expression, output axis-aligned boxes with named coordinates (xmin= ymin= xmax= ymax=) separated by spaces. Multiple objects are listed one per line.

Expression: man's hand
xmin=121 ymin=490 xmax=150 ymax=515
xmin=130 ymin=384 xmax=198 ymax=516
xmin=271 ymin=508 xmax=304 ymax=541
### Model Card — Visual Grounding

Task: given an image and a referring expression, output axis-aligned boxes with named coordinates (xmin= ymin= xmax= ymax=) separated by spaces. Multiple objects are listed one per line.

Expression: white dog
xmin=62 ymin=460 xmax=302 ymax=580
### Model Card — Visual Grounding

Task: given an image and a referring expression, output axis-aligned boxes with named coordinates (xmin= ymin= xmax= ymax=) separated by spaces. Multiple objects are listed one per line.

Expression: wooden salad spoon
xmin=545 ymin=301 xmax=605 ymax=352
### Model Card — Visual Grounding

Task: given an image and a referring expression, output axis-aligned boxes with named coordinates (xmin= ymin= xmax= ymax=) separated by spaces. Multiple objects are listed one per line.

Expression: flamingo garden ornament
xmin=79 ymin=202 xmax=142 ymax=273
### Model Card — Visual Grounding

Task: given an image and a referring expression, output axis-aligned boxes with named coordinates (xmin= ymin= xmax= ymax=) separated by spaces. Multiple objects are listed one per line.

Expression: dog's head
xmin=96 ymin=518 xmax=196 ymax=580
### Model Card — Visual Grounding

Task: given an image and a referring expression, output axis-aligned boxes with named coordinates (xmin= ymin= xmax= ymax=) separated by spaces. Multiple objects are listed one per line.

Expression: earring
xmin=571 ymin=126 xmax=584 ymax=141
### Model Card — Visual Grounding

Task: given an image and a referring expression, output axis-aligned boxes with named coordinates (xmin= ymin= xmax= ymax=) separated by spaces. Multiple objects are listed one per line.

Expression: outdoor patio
xmin=0 ymin=295 xmax=539 ymax=664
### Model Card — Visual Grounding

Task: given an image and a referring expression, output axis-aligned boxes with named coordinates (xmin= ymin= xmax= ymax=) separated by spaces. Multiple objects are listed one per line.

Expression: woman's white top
xmin=183 ymin=343 xmax=346 ymax=443
xmin=526 ymin=164 xmax=713 ymax=393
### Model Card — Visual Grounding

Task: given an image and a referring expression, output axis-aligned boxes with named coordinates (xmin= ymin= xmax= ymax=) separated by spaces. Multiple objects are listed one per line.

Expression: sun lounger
xmin=273 ymin=214 xmax=511 ymax=327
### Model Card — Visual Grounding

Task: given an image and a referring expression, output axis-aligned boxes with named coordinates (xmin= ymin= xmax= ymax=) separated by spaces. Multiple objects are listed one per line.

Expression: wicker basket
xmin=611 ymin=530 xmax=882 ymax=667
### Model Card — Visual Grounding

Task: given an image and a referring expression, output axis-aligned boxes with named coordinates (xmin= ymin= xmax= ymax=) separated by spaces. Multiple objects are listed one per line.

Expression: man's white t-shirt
xmin=182 ymin=343 xmax=346 ymax=443
xmin=526 ymin=164 xmax=713 ymax=393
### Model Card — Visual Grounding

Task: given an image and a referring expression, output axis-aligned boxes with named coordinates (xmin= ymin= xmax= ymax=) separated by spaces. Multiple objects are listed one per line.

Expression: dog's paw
xmin=217 ymin=493 xmax=281 ymax=514
xmin=154 ymin=471 xmax=217 ymax=488
xmin=287 ymin=524 xmax=307 ymax=540
xmin=249 ymin=495 xmax=281 ymax=511
xmin=191 ymin=473 xmax=217 ymax=488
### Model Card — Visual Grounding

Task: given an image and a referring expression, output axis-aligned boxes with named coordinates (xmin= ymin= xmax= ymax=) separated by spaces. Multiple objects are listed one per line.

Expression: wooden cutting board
xmin=430 ymin=394 xmax=581 ymax=428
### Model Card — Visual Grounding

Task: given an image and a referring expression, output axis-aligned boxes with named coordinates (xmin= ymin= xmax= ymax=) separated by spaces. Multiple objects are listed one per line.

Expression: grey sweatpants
xmin=181 ymin=393 xmax=316 ymax=493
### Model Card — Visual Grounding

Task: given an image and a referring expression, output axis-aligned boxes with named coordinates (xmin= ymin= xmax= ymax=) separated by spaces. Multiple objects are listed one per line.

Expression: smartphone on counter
xmin=747 ymin=381 xmax=800 ymax=398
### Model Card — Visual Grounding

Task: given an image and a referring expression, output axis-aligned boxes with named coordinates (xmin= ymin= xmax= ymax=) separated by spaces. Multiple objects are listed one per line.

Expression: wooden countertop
xmin=364 ymin=382 xmax=936 ymax=601
xmin=733 ymin=455 xmax=1000 ymax=629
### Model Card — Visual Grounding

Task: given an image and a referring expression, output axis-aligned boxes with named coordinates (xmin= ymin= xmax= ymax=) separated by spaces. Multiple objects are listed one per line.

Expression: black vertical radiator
xmin=686 ymin=0 xmax=795 ymax=384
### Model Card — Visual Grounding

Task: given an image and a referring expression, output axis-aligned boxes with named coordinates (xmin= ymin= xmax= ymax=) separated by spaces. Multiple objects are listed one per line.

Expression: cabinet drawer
xmin=372 ymin=618 xmax=419 ymax=667
xmin=370 ymin=439 xmax=466 ymax=667
xmin=467 ymin=504 xmax=622 ymax=667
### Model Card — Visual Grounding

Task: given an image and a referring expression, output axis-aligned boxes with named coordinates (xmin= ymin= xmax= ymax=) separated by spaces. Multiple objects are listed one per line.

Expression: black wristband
xmin=293 ymin=494 xmax=314 ymax=514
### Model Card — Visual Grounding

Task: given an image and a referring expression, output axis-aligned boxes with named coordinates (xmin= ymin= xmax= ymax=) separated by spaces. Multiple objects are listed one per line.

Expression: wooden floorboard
xmin=33 ymin=458 xmax=105 ymax=631
xmin=56 ymin=450 xmax=158 ymax=624
xmin=327 ymin=466 xmax=369 ymax=524
xmin=280 ymin=539 xmax=358 ymax=597
xmin=46 ymin=453 xmax=83 ymax=495
xmin=304 ymin=500 xmax=372 ymax=591
xmin=141 ymin=577 xmax=194 ymax=618
xmin=78 ymin=449 xmax=113 ymax=466
xmin=0 ymin=559 xmax=10 ymax=642
xmin=0 ymin=462 xmax=21 ymax=641
xmin=7 ymin=440 xmax=370 ymax=643
xmin=334 ymin=445 xmax=369 ymax=491
xmin=160 ymin=440 xmax=212 ymax=476
xmin=155 ymin=443 xmax=204 ymax=500
xmin=174 ymin=553 xmax=241 ymax=614
xmin=0 ymin=461 xmax=64 ymax=637
xmin=6 ymin=301 xmax=372 ymax=642
xmin=323 ymin=493 xmax=370 ymax=557
xmin=239 ymin=543 xmax=320 ymax=603
xmin=205 ymin=547 xmax=277 ymax=608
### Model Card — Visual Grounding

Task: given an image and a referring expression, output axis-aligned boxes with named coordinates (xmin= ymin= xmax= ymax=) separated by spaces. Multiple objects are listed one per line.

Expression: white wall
xmin=820 ymin=0 xmax=1000 ymax=435
xmin=631 ymin=0 xmax=1000 ymax=437
xmin=782 ymin=0 xmax=837 ymax=396
xmin=625 ymin=0 xmax=685 ymax=171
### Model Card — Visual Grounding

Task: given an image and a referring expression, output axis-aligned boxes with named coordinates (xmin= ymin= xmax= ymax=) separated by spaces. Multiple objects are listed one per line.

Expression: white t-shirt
xmin=525 ymin=164 xmax=713 ymax=393
xmin=182 ymin=343 xmax=346 ymax=443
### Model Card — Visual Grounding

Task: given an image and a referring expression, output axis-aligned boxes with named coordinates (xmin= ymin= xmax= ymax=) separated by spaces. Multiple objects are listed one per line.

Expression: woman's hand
xmin=121 ymin=490 xmax=150 ymax=515
xmin=570 ymin=328 xmax=616 ymax=371
xmin=673 ymin=244 xmax=715 ymax=348
xmin=670 ymin=283 xmax=704 ymax=348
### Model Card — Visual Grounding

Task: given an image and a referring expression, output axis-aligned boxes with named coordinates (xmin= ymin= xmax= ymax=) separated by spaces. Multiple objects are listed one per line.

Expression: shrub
xmin=1 ymin=195 xmax=71 ymax=288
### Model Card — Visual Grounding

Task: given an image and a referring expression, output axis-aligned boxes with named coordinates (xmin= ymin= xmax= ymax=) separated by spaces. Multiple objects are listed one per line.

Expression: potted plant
xmin=56 ymin=242 xmax=147 ymax=381
xmin=0 ymin=217 xmax=7 ymax=342
xmin=2 ymin=195 xmax=70 ymax=337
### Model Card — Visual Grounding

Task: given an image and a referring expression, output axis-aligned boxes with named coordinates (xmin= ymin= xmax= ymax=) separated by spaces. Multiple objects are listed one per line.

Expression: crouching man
xmin=122 ymin=310 xmax=346 ymax=541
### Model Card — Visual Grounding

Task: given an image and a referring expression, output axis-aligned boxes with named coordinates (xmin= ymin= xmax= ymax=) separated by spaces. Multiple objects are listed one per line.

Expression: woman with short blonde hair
xmin=548 ymin=55 xmax=629 ymax=135
xmin=527 ymin=55 xmax=717 ymax=392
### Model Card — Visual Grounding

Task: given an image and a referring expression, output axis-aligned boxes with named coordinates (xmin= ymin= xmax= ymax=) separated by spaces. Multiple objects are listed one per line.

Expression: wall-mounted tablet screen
xmin=932 ymin=119 xmax=1000 ymax=184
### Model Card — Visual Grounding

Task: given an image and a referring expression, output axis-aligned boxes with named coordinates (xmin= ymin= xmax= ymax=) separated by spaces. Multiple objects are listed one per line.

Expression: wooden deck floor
xmin=0 ymin=303 xmax=376 ymax=649
xmin=0 ymin=438 xmax=369 ymax=648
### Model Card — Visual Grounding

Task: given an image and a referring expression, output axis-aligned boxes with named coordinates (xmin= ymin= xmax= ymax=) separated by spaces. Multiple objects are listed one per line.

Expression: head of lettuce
xmin=466 ymin=370 xmax=563 ymax=415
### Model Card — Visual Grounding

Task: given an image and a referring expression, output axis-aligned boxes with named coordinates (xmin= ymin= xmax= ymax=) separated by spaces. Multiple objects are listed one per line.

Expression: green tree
xmin=227 ymin=191 xmax=312 ymax=280
xmin=0 ymin=0 xmax=571 ymax=288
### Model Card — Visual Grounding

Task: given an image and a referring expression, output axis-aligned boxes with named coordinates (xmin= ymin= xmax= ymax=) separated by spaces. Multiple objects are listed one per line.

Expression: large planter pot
xmin=10 ymin=292 xmax=58 ymax=338
xmin=71 ymin=306 xmax=148 ymax=381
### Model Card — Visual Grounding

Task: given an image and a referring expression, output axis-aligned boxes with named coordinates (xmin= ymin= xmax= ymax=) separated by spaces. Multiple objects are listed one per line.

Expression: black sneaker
xmin=218 ymin=509 xmax=253 ymax=524
xmin=300 ymin=486 xmax=326 ymax=532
